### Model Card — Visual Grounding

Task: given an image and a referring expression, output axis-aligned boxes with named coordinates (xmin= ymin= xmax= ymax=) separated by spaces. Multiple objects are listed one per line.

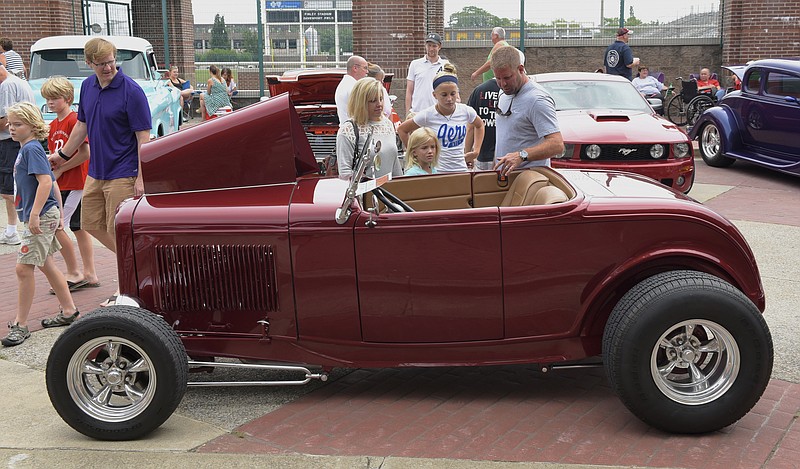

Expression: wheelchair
xmin=665 ymin=78 xmax=715 ymax=128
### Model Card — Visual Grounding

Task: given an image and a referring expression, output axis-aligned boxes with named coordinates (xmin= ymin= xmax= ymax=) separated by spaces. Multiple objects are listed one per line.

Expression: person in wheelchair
xmin=696 ymin=68 xmax=721 ymax=98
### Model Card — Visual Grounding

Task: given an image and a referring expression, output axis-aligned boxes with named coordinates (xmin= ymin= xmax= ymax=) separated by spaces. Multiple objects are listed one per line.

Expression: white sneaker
xmin=0 ymin=232 xmax=20 ymax=245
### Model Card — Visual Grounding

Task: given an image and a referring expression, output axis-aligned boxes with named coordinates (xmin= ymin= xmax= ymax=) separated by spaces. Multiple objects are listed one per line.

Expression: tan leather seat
xmin=530 ymin=185 xmax=569 ymax=205
xmin=499 ymin=171 xmax=549 ymax=207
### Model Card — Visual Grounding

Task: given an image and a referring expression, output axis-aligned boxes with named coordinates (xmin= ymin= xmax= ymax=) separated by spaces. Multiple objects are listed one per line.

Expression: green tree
xmin=448 ymin=6 xmax=503 ymax=28
xmin=241 ymin=28 xmax=260 ymax=60
xmin=210 ymin=14 xmax=230 ymax=50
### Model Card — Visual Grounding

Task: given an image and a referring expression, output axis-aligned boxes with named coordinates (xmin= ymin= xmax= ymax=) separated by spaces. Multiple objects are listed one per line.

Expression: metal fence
xmin=84 ymin=0 xmax=132 ymax=36
xmin=443 ymin=0 xmax=721 ymax=47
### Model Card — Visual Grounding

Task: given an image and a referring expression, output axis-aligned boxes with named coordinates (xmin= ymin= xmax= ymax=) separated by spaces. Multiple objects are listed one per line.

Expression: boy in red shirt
xmin=41 ymin=77 xmax=98 ymax=292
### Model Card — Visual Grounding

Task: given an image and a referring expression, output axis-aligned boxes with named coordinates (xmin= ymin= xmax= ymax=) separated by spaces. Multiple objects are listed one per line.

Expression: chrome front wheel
xmin=699 ymin=123 xmax=734 ymax=167
xmin=47 ymin=306 xmax=188 ymax=440
xmin=67 ymin=336 xmax=157 ymax=423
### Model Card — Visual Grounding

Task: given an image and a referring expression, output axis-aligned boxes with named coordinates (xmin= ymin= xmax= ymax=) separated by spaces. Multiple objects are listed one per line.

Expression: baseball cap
xmin=425 ymin=33 xmax=442 ymax=45
xmin=616 ymin=27 xmax=631 ymax=36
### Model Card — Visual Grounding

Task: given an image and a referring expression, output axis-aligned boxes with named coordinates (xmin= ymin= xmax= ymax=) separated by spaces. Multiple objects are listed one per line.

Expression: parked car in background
xmin=45 ymin=94 xmax=772 ymax=441
xmin=534 ymin=72 xmax=695 ymax=193
xmin=28 ymin=35 xmax=181 ymax=138
xmin=690 ymin=59 xmax=800 ymax=175
xmin=267 ymin=69 xmax=402 ymax=172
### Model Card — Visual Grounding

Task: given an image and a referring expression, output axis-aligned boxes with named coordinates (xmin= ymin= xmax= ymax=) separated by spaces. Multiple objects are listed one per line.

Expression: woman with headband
xmin=398 ymin=63 xmax=484 ymax=172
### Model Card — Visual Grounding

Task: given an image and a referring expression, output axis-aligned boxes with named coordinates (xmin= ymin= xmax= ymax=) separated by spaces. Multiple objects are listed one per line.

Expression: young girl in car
xmin=404 ymin=127 xmax=440 ymax=176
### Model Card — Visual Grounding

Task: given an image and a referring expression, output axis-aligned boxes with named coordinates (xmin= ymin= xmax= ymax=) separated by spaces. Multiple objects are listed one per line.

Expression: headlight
xmin=558 ymin=143 xmax=575 ymax=159
xmin=586 ymin=144 xmax=601 ymax=159
xmin=674 ymin=142 xmax=690 ymax=158
xmin=650 ymin=144 xmax=665 ymax=159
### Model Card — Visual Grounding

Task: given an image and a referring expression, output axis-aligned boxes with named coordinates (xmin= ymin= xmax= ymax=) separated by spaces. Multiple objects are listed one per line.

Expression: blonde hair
xmin=6 ymin=102 xmax=49 ymax=140
xmin=405 ymin=127 xmax=439 ymax=170
xmin=367 ymin=63 xmax=384 ymax=81
xmin=40 ymin=76 xmax=75 ymax=104
xmin=84 ymin=37 xmax=116 ymax=64
xmin=347 ymin=77 xmax=383 ymax=126
xmin=490 ymin=45 xmax=521 ymax=72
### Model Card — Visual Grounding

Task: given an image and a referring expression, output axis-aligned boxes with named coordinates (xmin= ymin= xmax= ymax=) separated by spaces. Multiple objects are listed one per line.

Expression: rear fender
xmin=579 ymin=252 xmax=761 ymax=355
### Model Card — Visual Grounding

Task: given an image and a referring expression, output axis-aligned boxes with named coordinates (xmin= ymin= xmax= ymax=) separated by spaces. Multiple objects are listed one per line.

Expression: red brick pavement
xmin=0 ymin=248 xmax=118 ymax=330
xmin=694 ymin=159 xmax=800 ymax=226
xmin=197 ymin=366 xmax=800 ymax=467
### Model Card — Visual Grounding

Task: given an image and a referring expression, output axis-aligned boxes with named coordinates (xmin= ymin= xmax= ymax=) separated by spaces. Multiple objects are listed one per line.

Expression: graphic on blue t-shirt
xmin=606 ymin=50 xmax=620 ymax=67
xmin=437 ymin=123 xmax=467 ymax=149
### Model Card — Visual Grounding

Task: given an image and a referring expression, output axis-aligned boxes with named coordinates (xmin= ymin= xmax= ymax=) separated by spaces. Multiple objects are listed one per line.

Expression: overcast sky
xmin=191 ymin=0 xmax=719 ymax=25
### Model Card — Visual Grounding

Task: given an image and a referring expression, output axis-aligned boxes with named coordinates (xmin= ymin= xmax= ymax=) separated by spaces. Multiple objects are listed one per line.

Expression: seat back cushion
xmin=500 ymin=170 xmax=550 ymax=207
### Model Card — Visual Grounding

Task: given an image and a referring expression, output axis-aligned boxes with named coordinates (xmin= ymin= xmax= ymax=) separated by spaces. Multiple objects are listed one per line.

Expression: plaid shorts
xmin=18 ymin=206 xmax=62 ymax=267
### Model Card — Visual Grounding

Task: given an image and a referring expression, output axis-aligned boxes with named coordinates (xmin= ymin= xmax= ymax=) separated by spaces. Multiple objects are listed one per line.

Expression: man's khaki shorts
xmin=80 ymin=176 xmax=136 ymax=236
xmin=18 ymin=206 xmax=62 ymax=267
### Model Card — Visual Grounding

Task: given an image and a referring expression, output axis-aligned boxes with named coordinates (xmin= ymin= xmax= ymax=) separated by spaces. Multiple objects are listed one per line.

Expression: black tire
xmin=698 ymin=123 xmax=735 ymax=168
xmin=46 ymin=306 xmax=188 ymax=440
xmin=665 ymin=95 xmax=687 ymax=126
xmin=603 ymin=270 xmax=773 ymax=434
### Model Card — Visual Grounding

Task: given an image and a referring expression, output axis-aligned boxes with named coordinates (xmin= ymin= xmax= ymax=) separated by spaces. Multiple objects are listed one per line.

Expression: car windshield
xmin=29 ymin=49 xmax=150 ymax=80
xmin=538 ymin=80 xmax=652 ymax=112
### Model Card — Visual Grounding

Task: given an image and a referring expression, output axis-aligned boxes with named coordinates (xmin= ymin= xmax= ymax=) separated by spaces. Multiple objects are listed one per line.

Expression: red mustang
xmin=534 ymin=72 xmax=695 ymax=193
xmin=46 ymin=94 xmax=772 ymax=440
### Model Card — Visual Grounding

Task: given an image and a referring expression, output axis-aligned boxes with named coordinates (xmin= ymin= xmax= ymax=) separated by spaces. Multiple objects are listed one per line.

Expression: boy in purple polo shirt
xmin=49 ymin=37 xmax=151 ymax=307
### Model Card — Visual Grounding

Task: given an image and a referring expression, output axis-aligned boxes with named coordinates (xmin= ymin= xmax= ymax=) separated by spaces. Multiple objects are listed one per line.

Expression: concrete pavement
xmin=1 ymin=157 xmax=800 ymax=468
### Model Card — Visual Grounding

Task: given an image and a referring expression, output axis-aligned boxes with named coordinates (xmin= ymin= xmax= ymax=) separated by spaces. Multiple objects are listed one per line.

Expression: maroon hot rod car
xmin=45 ymin=93 xmax=773 ymax=440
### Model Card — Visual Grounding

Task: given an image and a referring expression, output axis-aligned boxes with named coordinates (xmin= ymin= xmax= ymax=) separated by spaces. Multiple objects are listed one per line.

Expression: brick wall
xmin=131 ymin=0 xmax=196 ymax=85
xmin=0 ymin=0 xmax=82 ymax=67
xmin=352 ymin=0 xmax=444 ymax=117
xmin=445 ymin=44 xmax=723 ymax=104
xmin=722 ymin=0 xmax=800 ymax=64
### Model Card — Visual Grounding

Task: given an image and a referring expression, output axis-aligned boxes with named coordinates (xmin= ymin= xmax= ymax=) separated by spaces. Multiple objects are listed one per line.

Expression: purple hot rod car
xmin=45 ymin=93 xmax=773 ymax=441
xmin=691 ymin=59 xmax=800 ymax=174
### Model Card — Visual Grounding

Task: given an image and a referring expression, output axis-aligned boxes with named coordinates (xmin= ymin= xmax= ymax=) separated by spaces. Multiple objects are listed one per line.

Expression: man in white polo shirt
xmin=335 ymin=55 xmax=368 ymax=125
xmin=405 ymin=33 xmax=449 ymax=115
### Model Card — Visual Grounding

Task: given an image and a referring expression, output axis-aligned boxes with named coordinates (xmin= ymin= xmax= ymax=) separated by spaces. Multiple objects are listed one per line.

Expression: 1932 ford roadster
xmin=45 ymin=93 xmax=773 ymax=440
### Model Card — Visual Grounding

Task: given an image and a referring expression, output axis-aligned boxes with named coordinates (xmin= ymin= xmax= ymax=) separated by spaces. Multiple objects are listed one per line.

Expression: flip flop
xmin=72 ymin=281 xmax=101 ymax=290
xmin=49 ymin=279 xmax=89 ymax=295
xmin=100 ymin=295 xmax=118 ymax=307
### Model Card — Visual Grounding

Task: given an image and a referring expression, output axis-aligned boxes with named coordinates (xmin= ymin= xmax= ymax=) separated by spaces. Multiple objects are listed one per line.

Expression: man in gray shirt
xmin=0 ymin=64 xmax=36 ymax=245
xmin=490 ymin=46 xmax=563 ymax=176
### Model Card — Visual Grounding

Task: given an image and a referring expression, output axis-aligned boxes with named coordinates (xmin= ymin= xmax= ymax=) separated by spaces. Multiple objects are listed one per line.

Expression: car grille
xmin=306 ymin=132 xmax=337 ymax=161
xmin=580 ymin=144 xmax=668 ymax=161
xmin=152 ymin=244 xmax=279 ymax=313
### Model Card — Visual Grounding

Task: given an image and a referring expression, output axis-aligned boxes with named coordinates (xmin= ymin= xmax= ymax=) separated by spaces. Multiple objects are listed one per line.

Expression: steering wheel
xmin=373 ymin=187 xmax=415 ymax=213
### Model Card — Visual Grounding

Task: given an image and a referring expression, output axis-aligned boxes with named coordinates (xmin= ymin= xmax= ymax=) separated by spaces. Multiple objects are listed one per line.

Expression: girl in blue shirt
xmin=404 ymin=127 xmax=440 ymax=176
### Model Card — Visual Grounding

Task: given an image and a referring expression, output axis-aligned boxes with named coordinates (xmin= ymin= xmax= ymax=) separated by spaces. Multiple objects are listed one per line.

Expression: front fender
xmin=689 ymin=105 xmax=742 ymax=155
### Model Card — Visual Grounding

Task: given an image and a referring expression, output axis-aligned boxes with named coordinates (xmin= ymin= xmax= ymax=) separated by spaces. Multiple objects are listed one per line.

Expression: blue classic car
xmin=28 ymin=35 xmax=182 ymax=138
xmin=690 ymin=59 xmax=800 ymax=174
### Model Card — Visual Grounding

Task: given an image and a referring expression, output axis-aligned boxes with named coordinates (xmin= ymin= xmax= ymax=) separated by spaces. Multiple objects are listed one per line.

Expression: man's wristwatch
xmin=519 ymin=149 xmax=529 ymax=162
xmin=58 ymin=149 xmax=72 ymax=161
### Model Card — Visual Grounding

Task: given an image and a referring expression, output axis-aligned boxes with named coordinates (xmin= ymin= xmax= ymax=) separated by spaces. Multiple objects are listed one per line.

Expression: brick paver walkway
xmin=197 ymin=366 xmax=800 ymax=468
